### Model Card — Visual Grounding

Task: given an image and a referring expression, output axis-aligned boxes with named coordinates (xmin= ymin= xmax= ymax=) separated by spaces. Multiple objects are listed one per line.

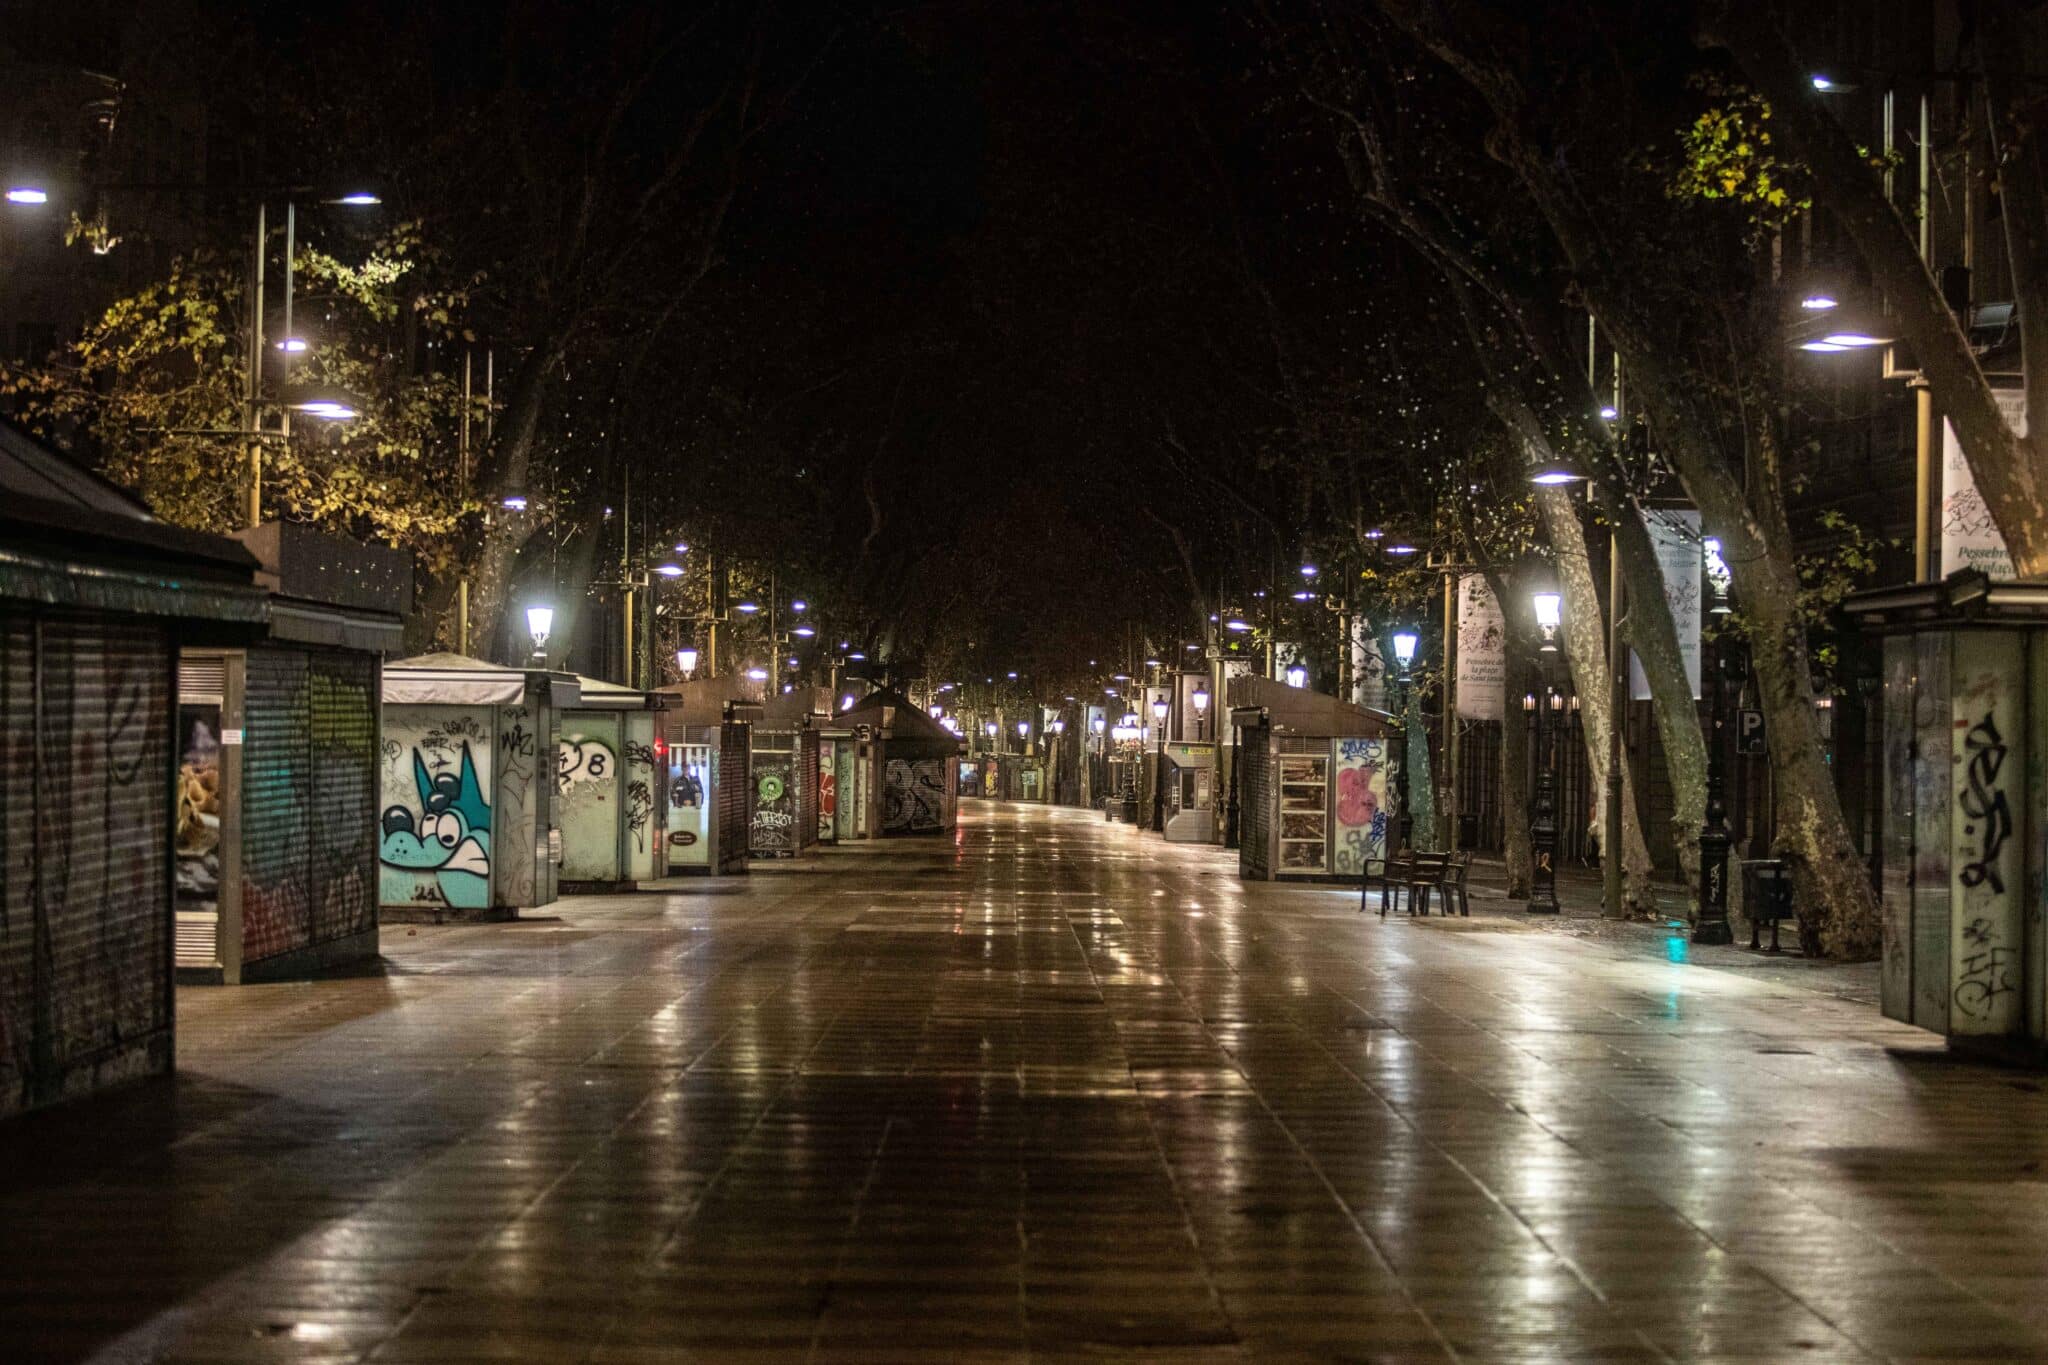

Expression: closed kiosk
xmin=755 ymin=688 xmax=825 ymax=856
xmin=1160 ymin=741 xmax=1217 ymax=844
xmin=380 ymin=653 xmax=579 ymax=920
xmin=1231 ymin=676 xmax=1398 ymax=883
xmin=557 ymin=676 xmax=668 ymax=892
xmin=834 ymin=687 xmax=962 ymax=835
xmin=176 ymin=524 xmax=407 ymax=983
xmin=654 ymin=677 xmax=753 ymax=875
xmin=0 ymin=421 xmax=265 ymax=1117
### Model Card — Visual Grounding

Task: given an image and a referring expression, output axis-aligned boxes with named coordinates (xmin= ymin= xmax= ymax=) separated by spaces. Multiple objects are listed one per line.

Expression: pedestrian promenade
xmin=1 ymin=803 xmax=2039 ymax=1361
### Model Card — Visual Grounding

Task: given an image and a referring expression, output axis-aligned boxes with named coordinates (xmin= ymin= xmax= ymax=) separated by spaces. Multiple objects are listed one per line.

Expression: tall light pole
xmin=1527 ymin=591 xmax=1563 ymax=914
xmin=1391 ymin=629 xmax=1419 ymax=850
xmin=1150 ymin=695 xmax=1169 ymax=831
xmin=1694 ymin=540 xmax=1738 ymax=945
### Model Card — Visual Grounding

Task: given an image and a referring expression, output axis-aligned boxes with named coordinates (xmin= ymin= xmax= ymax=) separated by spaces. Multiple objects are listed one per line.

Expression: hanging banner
xmin=1630 ymin=508 xmax=1703 ymax=701
xmin=1454 ymin=574 xmax=1504 ymax=721
xmin=1941 ymin=387 xmax=2025 ymax=582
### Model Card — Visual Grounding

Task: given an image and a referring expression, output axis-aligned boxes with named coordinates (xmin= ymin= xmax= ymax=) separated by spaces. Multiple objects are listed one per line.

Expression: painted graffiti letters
xmin=1957 ymin=713 xmax=2010 ymax=894
xmin=559 ymin=738 xmax=614 ymax=789
xmin=882 ymin=758 xmax=945 ymax=832
xmin=1955 ymin=945 xmax=2018 ymax=1020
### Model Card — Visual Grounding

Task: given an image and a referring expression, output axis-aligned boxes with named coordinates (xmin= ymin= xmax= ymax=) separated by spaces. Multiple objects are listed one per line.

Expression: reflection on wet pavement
xmin=2 ymin=803 xmax=2042 ymax=1361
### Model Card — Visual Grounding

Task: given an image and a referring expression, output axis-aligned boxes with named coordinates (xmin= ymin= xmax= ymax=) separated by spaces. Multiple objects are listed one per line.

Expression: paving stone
xmin=2 ymin=804 xmax=2045 ymax=1361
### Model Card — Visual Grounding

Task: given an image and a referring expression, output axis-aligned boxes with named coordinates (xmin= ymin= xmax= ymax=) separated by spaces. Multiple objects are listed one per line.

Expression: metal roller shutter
xmin=0 ymin=614 xmax=36 ymax=1107
xmin=796 ymin=729 xmax=819 ymax=851
xmin=1240 ymin=729 xmax=1271 ymax=880
xmin=305 ymin=650 xmax=377 ymax=946
xmin=241 ymin=645 xmax=377 ymax=966
xmin=718 ymin=721 xmax=750 ymax=874
xmin=241 ymin=647 xmax=309 ymax=961
xmin=1 ymin=611 xmax=173 ymax=1115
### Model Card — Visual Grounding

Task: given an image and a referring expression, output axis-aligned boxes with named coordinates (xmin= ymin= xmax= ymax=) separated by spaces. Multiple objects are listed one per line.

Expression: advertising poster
xmin=1941 ymin=387 xmax=2026 ymax=581
xmin=1630 ymin=508 xmax=1703 ymax=701
xmin=1455 ymin=575 xmax=1504 ymax=721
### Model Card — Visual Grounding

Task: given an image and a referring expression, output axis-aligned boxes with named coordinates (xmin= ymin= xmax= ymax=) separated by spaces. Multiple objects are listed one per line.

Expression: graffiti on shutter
xmin=1 ymin=612 xmax=173 ymax=1116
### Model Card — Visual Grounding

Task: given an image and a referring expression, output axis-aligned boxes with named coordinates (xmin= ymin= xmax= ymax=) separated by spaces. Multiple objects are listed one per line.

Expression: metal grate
xmin=178 ymin=652 xmax=227 ymax=703
xmin=175 ymin=911 xmax=220 ymax=969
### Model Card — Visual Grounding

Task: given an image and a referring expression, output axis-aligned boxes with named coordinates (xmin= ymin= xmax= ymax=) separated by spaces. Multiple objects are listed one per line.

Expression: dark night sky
xmin=10 ymin=0 xmax=1430 ymax=671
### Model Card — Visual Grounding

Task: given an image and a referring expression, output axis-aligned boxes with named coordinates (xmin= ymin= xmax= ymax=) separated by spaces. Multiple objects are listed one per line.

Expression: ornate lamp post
xmin=1150 ymin=696 xmax=1170 ymax=832
xmin=1391 ymin=629 xmax=1419 ymax=850
xmin=1190 ymin=682 xmax=1210 ymax=740
xmin=1527 ymin=591 xmax=1563 ymax=914
xmin=1694 ymin=537 xmax=1738 ymax=945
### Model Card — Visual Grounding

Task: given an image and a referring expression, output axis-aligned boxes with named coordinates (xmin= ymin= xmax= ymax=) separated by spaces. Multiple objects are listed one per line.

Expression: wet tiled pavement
xmin=6 ymin=803 xmax=2048 ymax=1361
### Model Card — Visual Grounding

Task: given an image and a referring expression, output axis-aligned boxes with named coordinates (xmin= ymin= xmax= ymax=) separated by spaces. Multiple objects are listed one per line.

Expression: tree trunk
xmin=1637 ymin=397 xmax=1878 ymax=956
xmin=1595 ymin=485 xmax=1706 ymax=909
xmin=1377 ymin=0 xmax=1883 ymax=956
xmin=1533 ymin=486 xmax=1656 ymax=916
xmin=1700 ymin=2 xmax=2048 ymax=576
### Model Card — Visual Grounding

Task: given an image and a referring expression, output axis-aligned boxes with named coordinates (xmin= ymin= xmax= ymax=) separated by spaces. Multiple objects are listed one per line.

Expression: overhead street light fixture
xmin=1527 ymin=456 xmax=1587 ymax=485
xmin=654 ymin=563 xmax=683 ymax=578
xmin=6 ymin=186 xmax=49 ymax=204
xmin=284 ymin=383 xmax=364 ymax=421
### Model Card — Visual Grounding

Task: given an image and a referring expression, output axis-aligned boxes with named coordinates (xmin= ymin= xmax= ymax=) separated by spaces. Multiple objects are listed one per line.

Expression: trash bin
xmin=1458 ymin=813 xmax=1478 ymax=850
xmin=1740 ymin=858 xmax=1794 ymax=952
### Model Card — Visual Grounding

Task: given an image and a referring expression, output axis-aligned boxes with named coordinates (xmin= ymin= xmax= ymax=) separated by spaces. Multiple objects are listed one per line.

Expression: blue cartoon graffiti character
xmin=380 ymin=742 xmax=491 ymax=909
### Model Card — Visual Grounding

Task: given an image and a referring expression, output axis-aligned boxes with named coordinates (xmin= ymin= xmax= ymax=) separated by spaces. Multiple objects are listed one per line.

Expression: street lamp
xmin=675 ymin=646 xmax=698 ymax=678
xmin=1695 ymin=571 xmax=1740 ymax=946
xmin=525 ymin=605 xmax=553 ymax=662
xmin=1284 ymin=664 xmax=1308 ymax=689
xmin=1528 ymin=591 xmax=1563 ymax=914
xmin=1190 ymin=682 xmax=1210 ymax=740
xmin=1150 ymin=696 xmax=1170 ymax=832
xmin=1390 ymin=629 xmax=1420 ymax=850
